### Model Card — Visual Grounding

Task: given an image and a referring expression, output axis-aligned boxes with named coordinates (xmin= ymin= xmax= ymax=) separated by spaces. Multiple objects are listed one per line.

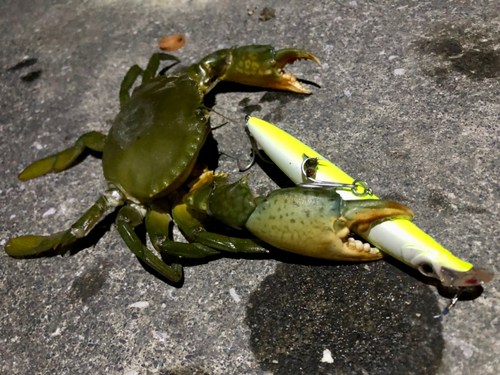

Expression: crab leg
xmin=172 ymin=204 xmax=268 ymax=254
xmin=119 ymin=53 xmax=179 ymax=108
xmin=145 ymin=202 xmax=221 ymax=259
xmin=5 ymin=194 xmax=114 ymax=258
xmin=116 ymin=205 xmax=183 ymax=282
xmin=18 ymin=131 xmax=106 ymax=180
xmin=185 ymin=45 xmax=321 ymax=93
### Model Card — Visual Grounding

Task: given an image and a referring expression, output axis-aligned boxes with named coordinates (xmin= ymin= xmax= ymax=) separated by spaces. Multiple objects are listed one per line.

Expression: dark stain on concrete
xmin=7 ymin=57 xmax=37 ymax=71
xmin=237 ymin=92 xmax=306 ymax=123
xmin=262 ymin=108 xmax=284 ymax=123
xmin=259 ymin=7 xmax=276 ymax=22
xmin=246 ymin=261 xmax=443 ymax=375
xmin=463 ymin=205 xmax=490 ymax=215
xmin=385 ymin=147 xmax=410 ymax=160
xmin=426 ymin=190 xmax=489 ymax=216
xmin=415 ymin=24 xmax=500 ymax=83
xmin=238 ymin=97 xmax=251 ymax=107
xmin=68 ymin=263 xmax=111 ymax=303
xmin=427 ymin=190 xmax=452 ymax=212
xmin=21 ymin=70 xmax=42 ymax=82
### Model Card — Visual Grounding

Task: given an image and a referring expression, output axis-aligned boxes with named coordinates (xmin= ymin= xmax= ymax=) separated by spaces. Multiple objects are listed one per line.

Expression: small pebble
xmin=321 ymin=349 xmax=334 ymax=363
xmin=42 ymin=208 xmax=56 ymax=217
xmin=128 ymin=301 xmax=149 ymax=308
xmin=230 ymin=288 xmax=241 ymax=303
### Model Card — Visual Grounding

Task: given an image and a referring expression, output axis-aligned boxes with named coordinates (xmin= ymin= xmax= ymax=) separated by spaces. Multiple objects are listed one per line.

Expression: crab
xmin=5 ymin=45 xmax=321 ymax=282
xmin=5 ymin=45 xmax=413 ymax=283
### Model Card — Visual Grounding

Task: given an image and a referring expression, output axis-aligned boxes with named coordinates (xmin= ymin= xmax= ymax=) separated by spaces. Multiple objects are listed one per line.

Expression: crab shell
xmin=103 ymin=74 xmax=210 ymax=202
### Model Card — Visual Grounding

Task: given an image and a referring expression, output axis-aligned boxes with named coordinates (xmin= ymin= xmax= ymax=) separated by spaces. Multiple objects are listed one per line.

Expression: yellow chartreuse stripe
xmin=247 ymin=116 xmax=472 ymax=272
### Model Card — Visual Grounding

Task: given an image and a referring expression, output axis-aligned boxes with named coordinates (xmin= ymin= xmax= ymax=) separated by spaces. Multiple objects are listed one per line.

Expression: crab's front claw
xmin=187 ymin=45 xmax=320 ymax=93
xmin=223 ymin=45 xmax=321 ymax=94
xmin=242 ymin=188 xmax=413 ymax=262
xmin=327 ymin=199 xmax=414 ymax=261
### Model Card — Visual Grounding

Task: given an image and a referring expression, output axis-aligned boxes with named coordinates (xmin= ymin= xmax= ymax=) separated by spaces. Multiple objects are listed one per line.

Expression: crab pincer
xmin=185 ymin=45 xmax=321 ymax=93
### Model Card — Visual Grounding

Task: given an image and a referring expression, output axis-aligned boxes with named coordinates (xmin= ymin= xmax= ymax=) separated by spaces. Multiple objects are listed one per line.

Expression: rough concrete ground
xmin=1 ymin=1 xmax=499 ymax=374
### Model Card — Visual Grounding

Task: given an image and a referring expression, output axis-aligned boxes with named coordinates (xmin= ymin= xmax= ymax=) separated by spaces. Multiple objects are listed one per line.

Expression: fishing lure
xmin=244 ymin=116 xmax=494 ymax=312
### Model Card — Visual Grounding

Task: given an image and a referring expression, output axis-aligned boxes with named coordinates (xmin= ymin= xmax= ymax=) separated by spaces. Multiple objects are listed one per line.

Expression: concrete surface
xmin=1 ymin=0 xmax=499 ymax=374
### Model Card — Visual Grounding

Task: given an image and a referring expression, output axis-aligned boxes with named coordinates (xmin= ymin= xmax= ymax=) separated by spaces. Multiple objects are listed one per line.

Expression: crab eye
xmin=418 ymin=263 xmax=435 ymax=277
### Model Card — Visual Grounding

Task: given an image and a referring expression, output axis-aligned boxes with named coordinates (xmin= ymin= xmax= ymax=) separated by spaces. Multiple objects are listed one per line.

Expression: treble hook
xmin=237 ymin=116 xmax=274 ymax=171
xmin=434 ymin=291 xmax=460 ymax=318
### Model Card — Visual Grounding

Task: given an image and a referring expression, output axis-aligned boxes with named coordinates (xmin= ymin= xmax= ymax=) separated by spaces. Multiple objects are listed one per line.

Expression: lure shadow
xmin=255 ymin=151 xmax=296 ymax=188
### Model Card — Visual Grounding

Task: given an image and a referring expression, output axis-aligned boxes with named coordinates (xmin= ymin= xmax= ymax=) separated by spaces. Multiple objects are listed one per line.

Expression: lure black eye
xmin=419 ymin=263 xmax=435 ymax=276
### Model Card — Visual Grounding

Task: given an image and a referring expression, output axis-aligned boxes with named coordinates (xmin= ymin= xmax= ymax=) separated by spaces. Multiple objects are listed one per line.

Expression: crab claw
xmin=332 ymin=199 xmax=414 ymax=261
xmin=210 ymin=45 xmax=321 ymax=94
xmin=244 ymin=188 xmax=413 ymax=262
xmin=272 ymin=48 xmax=322 ymax=93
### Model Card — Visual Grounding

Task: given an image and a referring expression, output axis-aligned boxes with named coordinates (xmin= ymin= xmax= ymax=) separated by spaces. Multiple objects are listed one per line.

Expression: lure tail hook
xmin=434 ymin=292 xmax=460 ymax=318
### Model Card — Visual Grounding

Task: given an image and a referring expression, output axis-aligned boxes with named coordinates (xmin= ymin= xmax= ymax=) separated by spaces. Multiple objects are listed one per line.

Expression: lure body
xmin=246 ymin=116 xmax=494 ymax=287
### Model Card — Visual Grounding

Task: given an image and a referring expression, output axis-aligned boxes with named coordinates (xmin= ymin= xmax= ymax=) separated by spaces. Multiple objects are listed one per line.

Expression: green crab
xmin=6 ymin=45 xmax=412 ymax=282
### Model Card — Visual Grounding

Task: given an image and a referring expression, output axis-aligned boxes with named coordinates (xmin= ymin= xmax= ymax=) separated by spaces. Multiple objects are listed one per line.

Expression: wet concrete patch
xmin=247 ymin=261 xmax=443 ymax=375
xmin=415 ymin=23 xmax=500 ymax=83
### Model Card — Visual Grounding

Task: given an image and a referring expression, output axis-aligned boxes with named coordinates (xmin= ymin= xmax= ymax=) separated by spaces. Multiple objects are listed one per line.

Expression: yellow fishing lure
xmin=246 ymin=116 xmax=494 ymax=288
